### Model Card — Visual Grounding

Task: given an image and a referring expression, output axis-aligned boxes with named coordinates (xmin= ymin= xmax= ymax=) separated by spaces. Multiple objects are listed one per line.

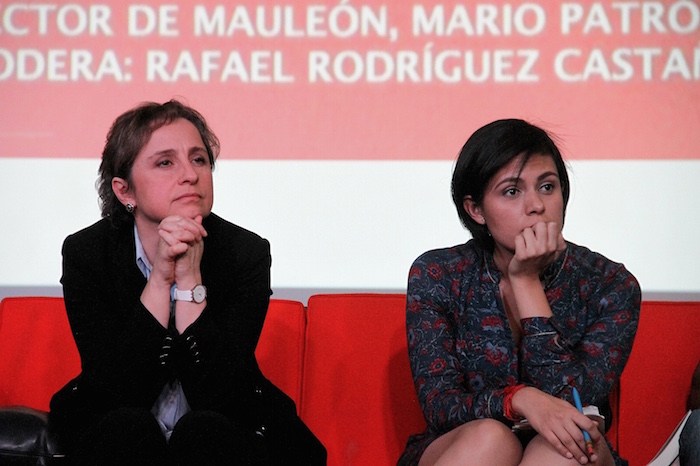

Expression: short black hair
xmin=451 ymin=119 xmax=570 ymax=250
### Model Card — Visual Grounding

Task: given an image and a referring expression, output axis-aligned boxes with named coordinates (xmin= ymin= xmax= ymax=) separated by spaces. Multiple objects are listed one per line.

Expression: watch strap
xmin=174 ymin=285 xmax=207 ymax=303
xmin=174 ymin=288 xmax=193 ymax=302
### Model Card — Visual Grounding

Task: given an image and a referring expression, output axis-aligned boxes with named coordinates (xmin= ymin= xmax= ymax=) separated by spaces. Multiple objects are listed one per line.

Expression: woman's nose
xmin=525 ymin=190 xmax=545 ymax=214
xmin=180 ymin=161 xmax=198 ymax=183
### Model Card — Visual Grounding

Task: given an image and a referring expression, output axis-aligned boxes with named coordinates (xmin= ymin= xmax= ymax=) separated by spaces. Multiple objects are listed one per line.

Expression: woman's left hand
xmin=513 ymin=387 xmax=603 ymax=464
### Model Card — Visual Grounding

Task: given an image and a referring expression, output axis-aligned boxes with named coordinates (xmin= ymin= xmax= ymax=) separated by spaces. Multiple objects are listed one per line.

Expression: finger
xmin=572 ymin=411 xmax=598 ymax=433
xmin=178 ymin=217 xmax=206 ymax=241
xmin=194 ymin=215 xmax=208 ymax=237
xmin=159 ymin=218 xmax=204 ymax=243
xmin=575 ymin=415 xmax=603 ymax=442
xmin=533 ymin=221 xmax=549 ymax=240
xmin=158 ymin=229 xmax=183 ymax=248
xmin=546 ymin=222 xmax=561 ymax=252
xmin=559 ymin=426 xmax=590 ymax=464
xmin=530 ymin=222 xmax=554 ymax=255
xmin=157 ymin=231 xmax=189 ymax=257
xmin=540 ymin=429 xmax=575 ymax=461
xmin=168 ymin=228 xmax=201 ymax=245
xmin=518 ymin=228 xmax=537 ymax=256
xmin=514 ymin=232 xmax=527 ymax=256
xmin=168 ymin=242 xmax=189 ymax=257
xmin=570 ymin=416 xmax=601 ymax=463
xmin=545 ymin=222 xmax=566 ymax=255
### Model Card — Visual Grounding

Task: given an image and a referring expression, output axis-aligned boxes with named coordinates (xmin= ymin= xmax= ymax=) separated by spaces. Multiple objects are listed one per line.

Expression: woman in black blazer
xmin=49 ymin=100 xmax=326 ymax=465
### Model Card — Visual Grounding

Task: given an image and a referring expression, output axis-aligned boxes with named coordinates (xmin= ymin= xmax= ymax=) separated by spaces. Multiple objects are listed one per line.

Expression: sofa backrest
xmin=614 ymin=301 xmax=700 ymax=466
xmin=3 ymin=295 xmax=699 ymax=466
xmin=0 ymin=297 xmax=80 ymax=411
xmin=300 ymin=293 xmax=426 ymax=466
xmin=0 ymin=297 xmax=306 ymax=413
xmin=255 ymin=298 xmax=307 ymax=409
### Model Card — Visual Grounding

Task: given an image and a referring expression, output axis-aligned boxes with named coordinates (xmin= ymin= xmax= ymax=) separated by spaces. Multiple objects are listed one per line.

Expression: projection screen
xmin=1 ymin=1 xmax=699 ymax=302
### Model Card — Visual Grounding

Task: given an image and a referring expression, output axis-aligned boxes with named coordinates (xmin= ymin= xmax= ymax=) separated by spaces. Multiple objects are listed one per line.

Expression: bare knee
xmin=458 ymin=419 xmax=517 ymax=452
xmin=420 ymin=419 xmax=522 ymax=466
xmin=521 ymin=434 xmax=616 ymax=466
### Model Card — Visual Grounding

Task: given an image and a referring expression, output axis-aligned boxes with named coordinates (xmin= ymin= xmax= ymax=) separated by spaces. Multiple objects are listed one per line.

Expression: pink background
xmin=1 ymin=0 xmax=698 ymax=160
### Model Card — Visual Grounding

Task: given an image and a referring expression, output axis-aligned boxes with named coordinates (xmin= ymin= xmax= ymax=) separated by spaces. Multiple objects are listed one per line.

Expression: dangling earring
xmin=126 ymin=203 xmax=134 ymax=213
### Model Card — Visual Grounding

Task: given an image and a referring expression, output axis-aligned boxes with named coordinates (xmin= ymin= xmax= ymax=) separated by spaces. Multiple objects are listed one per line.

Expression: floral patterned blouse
xmin=398 ymin=240 xmax=641 ymax=466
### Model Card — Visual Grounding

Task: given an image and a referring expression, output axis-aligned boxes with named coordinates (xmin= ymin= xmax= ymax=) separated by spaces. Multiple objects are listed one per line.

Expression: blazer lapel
xmin=109 ymin=222 xmax=148 ymax=311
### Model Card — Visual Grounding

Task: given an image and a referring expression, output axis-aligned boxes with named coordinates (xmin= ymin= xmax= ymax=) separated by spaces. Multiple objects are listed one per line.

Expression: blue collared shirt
xmin=134 ymin=225 xmax=191 ymax=441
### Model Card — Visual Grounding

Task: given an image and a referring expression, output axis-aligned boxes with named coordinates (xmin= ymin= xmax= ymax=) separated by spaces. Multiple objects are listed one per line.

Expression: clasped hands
xmin=141 ymin=215 xmax=207 ymax=330
xmin=151 ymin=215 xmax=207 ymax=287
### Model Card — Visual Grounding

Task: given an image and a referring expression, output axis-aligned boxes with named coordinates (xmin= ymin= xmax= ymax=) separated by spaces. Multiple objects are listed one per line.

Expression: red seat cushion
xmin=301 ymin=294 xmax=426 ymax=465
xmin=0 ymin=297 xmax=81 ymax=411
xmin=616 ymin=301 xmax=700 ymax=466
xmin=255 ymin=298 xmax=306 ymax=409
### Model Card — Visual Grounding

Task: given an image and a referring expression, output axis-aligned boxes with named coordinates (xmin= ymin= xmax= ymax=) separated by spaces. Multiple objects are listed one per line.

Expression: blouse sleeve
xmin=519 ymin=259 xmax=641 ymax=405
xmin=406 ymin=253 xmax=514 ymax=434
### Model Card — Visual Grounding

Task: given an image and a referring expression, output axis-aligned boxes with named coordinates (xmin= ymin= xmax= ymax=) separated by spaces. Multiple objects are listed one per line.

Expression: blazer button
xmin=255 ymin=425 xmax=267 ymax=437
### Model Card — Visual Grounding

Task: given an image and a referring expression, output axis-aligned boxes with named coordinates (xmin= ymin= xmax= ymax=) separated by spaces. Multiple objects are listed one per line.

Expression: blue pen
xmin=572 ymin=387 xmax=595 ymax=456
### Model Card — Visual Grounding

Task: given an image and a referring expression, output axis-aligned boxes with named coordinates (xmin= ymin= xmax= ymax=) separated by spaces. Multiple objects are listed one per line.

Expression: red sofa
xmin=1 ymin=295 xmax=699 ymax=466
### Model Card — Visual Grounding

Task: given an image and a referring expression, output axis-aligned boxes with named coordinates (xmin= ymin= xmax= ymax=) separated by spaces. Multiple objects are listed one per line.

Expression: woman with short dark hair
xmin=49 ymin=99 xmax=326 ymax=465
xmin=400 ymin=119 xmax=640 ymax=466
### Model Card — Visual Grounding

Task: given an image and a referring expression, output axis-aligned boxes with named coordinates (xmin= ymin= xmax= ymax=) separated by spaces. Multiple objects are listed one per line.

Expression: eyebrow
xmin=148 ymin=149 xmax=175 ymax=159
xmin=493 ymin=171 xmax=559 ymax=189
xmin=147 ymin=146 xmax=207 ymax=159
xmin=189 ymin=146 xmax=208 ymax=156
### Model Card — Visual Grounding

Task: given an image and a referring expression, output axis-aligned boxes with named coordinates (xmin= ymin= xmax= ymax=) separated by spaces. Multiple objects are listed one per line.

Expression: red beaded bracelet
xmin=503 ymin=384 xmax=527 ymax=421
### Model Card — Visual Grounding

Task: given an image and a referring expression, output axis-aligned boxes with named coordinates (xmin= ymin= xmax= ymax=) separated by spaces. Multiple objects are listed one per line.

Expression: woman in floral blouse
xmin=399 ymin=119 xmax=640 ymax=466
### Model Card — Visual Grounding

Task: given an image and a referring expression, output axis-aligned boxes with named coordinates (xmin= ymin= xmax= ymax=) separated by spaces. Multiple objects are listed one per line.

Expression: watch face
xmin=193 ymin=285 xmax=207 ymax=303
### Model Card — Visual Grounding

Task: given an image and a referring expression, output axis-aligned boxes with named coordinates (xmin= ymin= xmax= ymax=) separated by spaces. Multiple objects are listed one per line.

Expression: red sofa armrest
xmin=0 ymin=297 xmax=80 ymax=411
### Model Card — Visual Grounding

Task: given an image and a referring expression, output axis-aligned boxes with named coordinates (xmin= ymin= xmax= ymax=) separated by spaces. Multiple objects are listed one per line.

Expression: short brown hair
xmin=97 ymin=99 xmax=220 ymax=226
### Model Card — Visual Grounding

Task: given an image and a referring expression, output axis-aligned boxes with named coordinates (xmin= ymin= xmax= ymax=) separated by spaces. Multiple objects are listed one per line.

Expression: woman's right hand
xmin=151 ymin=215 xmax=207 ymax=284
xmin=512 ymin=387 xmax=603 ymax=464
xmin=506 ymin=221 xmax=566 ymax=321
xmin=141 ymin=215 xmax=207 ymax=327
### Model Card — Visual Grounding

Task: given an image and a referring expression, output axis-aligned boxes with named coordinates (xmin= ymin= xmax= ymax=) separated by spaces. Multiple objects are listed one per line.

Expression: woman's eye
xmin=541 ymin=182 xmax=555 ymax=192
xmin=157 ymin=160 xmax=171 ymax=167
xmin=193 ymin=156 xmax=207 ymax=165
xmin=504 ymin=187 xmax=518 ymax=196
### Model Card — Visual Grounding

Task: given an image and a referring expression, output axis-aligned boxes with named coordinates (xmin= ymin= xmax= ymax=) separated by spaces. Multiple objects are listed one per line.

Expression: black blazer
xmin=50 ymin=214 xmax=324 ymax=461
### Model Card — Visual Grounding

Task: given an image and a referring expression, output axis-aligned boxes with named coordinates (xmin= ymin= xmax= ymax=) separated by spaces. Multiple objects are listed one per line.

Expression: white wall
xmin=1 ymin=158 xmax=698 ymax=302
